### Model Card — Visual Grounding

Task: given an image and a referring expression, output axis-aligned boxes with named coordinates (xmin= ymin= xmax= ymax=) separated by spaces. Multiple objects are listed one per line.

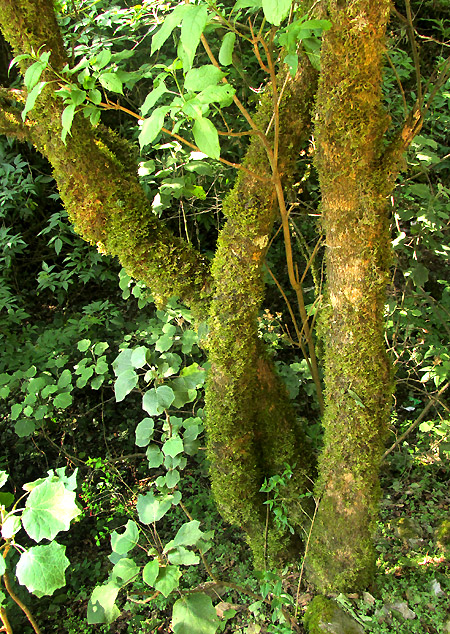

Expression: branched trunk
xmin=206 ymin=65 xmax=318 ymax=565
xmin=306 ymin=0 xmax=393 ymax=591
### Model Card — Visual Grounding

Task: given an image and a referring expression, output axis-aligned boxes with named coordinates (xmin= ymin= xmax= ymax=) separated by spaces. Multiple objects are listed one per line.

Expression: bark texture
xmin=206 ymin=65 xmax=318 ymax=564
xmin=306 ymin=0 xmax=393 ymax=591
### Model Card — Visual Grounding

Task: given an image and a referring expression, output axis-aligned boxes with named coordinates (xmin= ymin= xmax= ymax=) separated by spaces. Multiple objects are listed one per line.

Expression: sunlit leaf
xmin=172 ymin=593 xmax=219 ymax=634
xmin=192 ymin=117 xmax=220 ymax=160
xmin=16 ymin=542 xmax=69 ymax=598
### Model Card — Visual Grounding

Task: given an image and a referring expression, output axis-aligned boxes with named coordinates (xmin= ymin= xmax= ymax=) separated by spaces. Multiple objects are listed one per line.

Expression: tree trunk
xmin=306 ymin=0 xmax=393 ymax=592
xmin=205 ymin=64 xmax=318 ymax=565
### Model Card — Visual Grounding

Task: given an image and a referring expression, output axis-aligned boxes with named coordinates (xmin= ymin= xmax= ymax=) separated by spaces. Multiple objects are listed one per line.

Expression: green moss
xmin=304 ymin=596 xmax=336 ymax=633
xmin=307 ymin=0 xmax=393 ymax=593
xmin=304 ymin=596 xmax=364 ymax=634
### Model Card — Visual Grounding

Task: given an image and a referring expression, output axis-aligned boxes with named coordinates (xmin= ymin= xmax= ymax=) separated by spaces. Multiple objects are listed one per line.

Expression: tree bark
xmin=206 ymin=64 xmax=318 ymax=565
xmin=306 ymin=0 xmax=393 ymax=592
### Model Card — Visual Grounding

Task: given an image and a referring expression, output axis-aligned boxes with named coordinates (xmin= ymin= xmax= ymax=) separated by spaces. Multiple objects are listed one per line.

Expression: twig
xmin=386 ymin=52 xmax=408 ymax=117
xmin=265 ymin=264 xmax=313 ymax=377
xmin=382 ymin=380 xmax=450 ymax=460
xmin=273 ymin=176 xmax=324 ymax=414
xmin=294 ymin=496 xmax=320 ymax=620
xmin=404 ymin=0 xmax=422 ymax=107
xmin=2 ymin=548 xmax=41 ymax=634
xmin=0 ymin=607 xmax=13 ymax=634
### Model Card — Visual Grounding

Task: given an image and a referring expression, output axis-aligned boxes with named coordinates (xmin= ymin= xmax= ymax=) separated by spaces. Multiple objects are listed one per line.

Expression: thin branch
xmin=386 ymin=52 xmax=408 ymax=117
xmin=382 ymin=380 xmax=450 ymax=460
xmin=199 ymin=32 xmax=274 ymax=159
xmin=2 ymin=549 xmax=41 ymax=634
xmin=99 ymin=100 xmax=270 ymax=182
xmin=404 ymin=0 xmax=422 ymax=107
xmin=273 ymin=176 xmax=324 ymax=414
xmin=294 ymin=496 xmax=320 ymax=620
xmin=265 ymin=264 xmax=313 ymax=376
xmin=0 ymin=607 xmax=13 ymax=634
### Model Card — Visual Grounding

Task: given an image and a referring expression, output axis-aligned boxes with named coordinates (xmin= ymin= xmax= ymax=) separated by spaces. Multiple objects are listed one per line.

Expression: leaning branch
xmin=0 ymin=87 xmax=31 ymax=141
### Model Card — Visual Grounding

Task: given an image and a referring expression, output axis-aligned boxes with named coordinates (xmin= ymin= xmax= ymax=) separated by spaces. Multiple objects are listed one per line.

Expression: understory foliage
xmin=0 ymin=0 xmax=449 ymax=633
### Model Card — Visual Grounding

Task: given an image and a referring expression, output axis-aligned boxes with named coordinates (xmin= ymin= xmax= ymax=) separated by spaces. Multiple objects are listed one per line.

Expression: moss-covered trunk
xmin=306 ymin=0 xmax=393 ymax=591
xmin=206 ymin=64 xmax=318 ymax=564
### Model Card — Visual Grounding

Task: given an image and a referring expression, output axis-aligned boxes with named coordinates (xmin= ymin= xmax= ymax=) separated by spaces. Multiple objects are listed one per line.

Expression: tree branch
xmin=0 ymin=87 xmax=31 ymax=141
xmin=0 ymin=0 xmax=212 ymax=316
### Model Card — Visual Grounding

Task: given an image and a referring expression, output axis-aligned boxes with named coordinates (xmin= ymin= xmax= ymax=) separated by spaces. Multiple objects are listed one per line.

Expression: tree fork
xmin=205 ymin=60 xmax=319 ymax=565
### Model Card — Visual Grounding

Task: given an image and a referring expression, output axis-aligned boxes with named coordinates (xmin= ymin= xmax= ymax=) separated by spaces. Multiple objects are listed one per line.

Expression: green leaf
xmin=0 ymin=557 xmax=5 ymax=576
xmin=53 ymin=392 xmax=73 ymax=409
xmin=155 ymin=333 xmax=174 ymax=353
xmin=15 ymin=419 xmax=36 ymax=437
xmin=151 ymin=4 xmax=189 ymax=54
xmin=98 ymin=72 xmax=123 ymax=94
xmin=408 ymin=263 xmax=429 ymax=288
xmin=61 ymin=103 xmax=76 ymax=144
xmin=88 ymin=88 xmax=102 ymax=105
xmin=172 ymin=593 xmax=219 ymax=634
xmin=94 ymin=342 xmax=109 ymax=355
xmin=165 ymin=469 xmax=180 ymax=488
xmin=135 ymin=418 xmax=155 ymax=447
xmin=54 ymin=467 xmax=78 ymax=491
xmin=10 ymin=403 xmax=23 ymax=420
xmin=196 ymin=84 xmax=235 ymax=107
xmin=142 ymin=385 xmax=175 ymax=416
xmin=143 ymin=559 xmax=159 ymax=587
xmin=0 ymin=471 xmax=8 ymax=488
xmin=77 ymin=339 xmax=91 ymax=352
xmin=262 ymin=0 xmax=292 ymax=25
xmin=16 ymin=542 xmax=69 ymax=598
xmin=154 ymin=565 xmax=181 ymax=597
xmin=111 ymin=520 xmax=139 ymax=555
xmin=163 ymin=435 xmax=184 ymax=458
xmin=68 ymin=87 xmax=87 ymax=106
xmin=57 ymin=370 xmax=72 ymax=389
xmin=171 ymin=520 xmax=203 ymax=548
xmin=168 ymin=547 xmax=200 ymax=566
xmin=93 ymin=48 xmax=112 ymax=70
xmin=24 ymin=60 xmax=47 ymax=91
xmin=22 ymin=81 xmax=47 ymax=121
xmin=193 ymin=117 xmax=220 ymax=159
xmin=180 ymin=5 xmax=208 ymax=69
xmin=139 ymin=106 xmax=171 ymax=149
xmin=219 ymin=32 xmax=236 ymax=66
xmin=130 ymin=346 xmax=149 ymax=369
xmin=141 ymin=82 xmax=167 ymax=116
xmin=114 ymin=368 xmax=138 ymax=402
xmin=284 ymin=53 xmax=298 ymax=77
xmin=180 ymin=330 xmax=197 ymax=354
xmin=2 ymin=515 xmax=21 ymax=539
xmin=21 ymin=480 xmax=81 ymax=542
xmin=87 ymin=582 xmax=120 ymax=625
xmin=136 ymin=492 xmax=172 ymax=524
xmin=111 ymin=557 xmax=139 ymax=585
xmin=113 ymin=348 xmax=133 ymax=376
xmin=146 ymin=444 xmax=164 ymax=468
xmin=185 ymin=66 xmax=225 ymax=92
